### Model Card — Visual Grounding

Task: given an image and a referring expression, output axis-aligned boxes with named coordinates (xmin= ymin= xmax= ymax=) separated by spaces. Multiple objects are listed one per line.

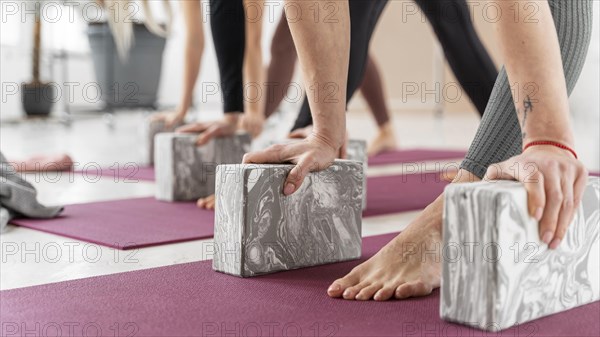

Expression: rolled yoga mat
xmin=1 ymin=233 xmax=598 ymax=337
xmin=9 ymin=173 xmax=448 ymax=249
xmin=368 ymin=148 xmax=467 ymax=166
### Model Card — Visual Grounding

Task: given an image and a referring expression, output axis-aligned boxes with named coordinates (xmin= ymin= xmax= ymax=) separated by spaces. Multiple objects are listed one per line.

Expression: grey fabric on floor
xmin=0 ymin=152 xmax=63 ymax=232
xmin=461 ymin=0 xmax=593 ymax=178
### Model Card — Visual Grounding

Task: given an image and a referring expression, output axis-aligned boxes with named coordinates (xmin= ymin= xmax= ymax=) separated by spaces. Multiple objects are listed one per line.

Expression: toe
xmin=343 ymin=283 xmax=368 ymax=300
xmin=373 ymin=285 xmax=397 ymax=301
xmin=327 ymin=273 xmax=360 ymax=298
xmin=395 ymin=281 xmax=433 ymax=300
xmin=355 ymin=283 xmax=382 ymax=301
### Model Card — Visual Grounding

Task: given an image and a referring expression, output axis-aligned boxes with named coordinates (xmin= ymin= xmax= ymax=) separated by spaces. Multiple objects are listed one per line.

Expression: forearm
xmin=495 ymin=0 xmax=573 ymax=146
xmin=285 ymin=0 xmax=349 ymax=150
xmin=178 ymin=0 xmax=204 ymax=115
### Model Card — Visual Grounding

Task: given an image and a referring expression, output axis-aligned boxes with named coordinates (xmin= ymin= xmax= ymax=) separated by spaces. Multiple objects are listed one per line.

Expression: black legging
xmin=291 ymin=0 xmax=498 ymax=130
xmin=209 ymin=0 xmax=245 ymax=113
xmin=208 ymin=0 xmax=498 ymax=123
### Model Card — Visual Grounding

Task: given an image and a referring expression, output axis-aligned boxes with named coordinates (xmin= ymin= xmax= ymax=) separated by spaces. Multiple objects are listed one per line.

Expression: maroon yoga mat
xmin=10 ymin=198 xmax=214 ymax=250
xmin=10 ymin=174 xmax=445 ymax=249
xmin=2 ymin=233 xmax=598 ymax=337
xmin=364 ymin=172 xmax=448 ymax=217
xmin=369 ymin=148 xmax=466 ymax=166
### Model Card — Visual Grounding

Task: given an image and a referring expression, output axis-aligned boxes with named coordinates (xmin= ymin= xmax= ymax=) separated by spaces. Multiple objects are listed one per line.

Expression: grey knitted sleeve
xmin=461 ymin=0 xmax=593 ymax=178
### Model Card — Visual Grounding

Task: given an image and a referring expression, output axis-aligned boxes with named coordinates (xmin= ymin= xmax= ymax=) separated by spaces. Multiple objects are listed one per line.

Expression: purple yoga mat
xmin=364 ymin=172 xmax=448 ymax=217
xmin=10 ymin=197 xmax=214 ymax=250
xmin=2 ymin=233 xmax=598 ymax=337
xmin=73 ymin=164 xmax=155 ymax=182
xmin=10 ymin=174 xmax=444 ymax=249
xmin=369 ymin=148 xmax=466 ymax=166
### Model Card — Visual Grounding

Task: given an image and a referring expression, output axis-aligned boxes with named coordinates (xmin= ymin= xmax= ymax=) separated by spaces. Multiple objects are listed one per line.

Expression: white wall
xmin=1 ymin=0 xmax=598 ymax=124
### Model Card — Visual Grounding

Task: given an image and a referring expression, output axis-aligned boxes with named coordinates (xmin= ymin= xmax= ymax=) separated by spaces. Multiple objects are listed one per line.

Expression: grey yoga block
xmin=143 ymin=118 xmax=183 ymax=166
xmin=267 ymin=138 xmax=368 ymax=210
xmin=213 ymin=160 xmax=364 ymax=277
xmin=441 ymin=177 xmax=600 ymax=331
xmin=154 ymin=132 xmax=251 ymax=201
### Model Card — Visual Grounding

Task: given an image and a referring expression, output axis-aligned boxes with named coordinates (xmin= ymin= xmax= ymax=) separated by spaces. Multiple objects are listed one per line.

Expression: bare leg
xmin=240 ymin=0 xmax=266 ymax=137
xmin=264 ymin=12 xmax=297 ymax=118
xmin=360 ymin=56 xmax=397 ymax=156
xmin=328 ymin=170 xmax=480 ymax=300
xmin=152 ymin=0 xmax=203 ymax=127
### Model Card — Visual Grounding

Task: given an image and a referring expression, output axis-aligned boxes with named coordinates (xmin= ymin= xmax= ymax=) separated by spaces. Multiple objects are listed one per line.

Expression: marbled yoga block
xmin=346 ymin=139 xmax=368 ymax=210
xmin=441 ymin=177 xmax=600 ymax=331
xmin=267 ymin=139 xmax=368 ymax=209
xmin=154 ymin=132 xmax=251 ymax=201
xmin=143 ymin=118 xmax=183 ymax=166
xmin=213 ymin=160 xmax=364 ymax=277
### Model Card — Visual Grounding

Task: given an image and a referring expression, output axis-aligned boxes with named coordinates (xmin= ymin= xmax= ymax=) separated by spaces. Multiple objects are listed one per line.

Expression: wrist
xmin=224 ymin=113 xmax=241 ymax=125
xmin=523 ymin=140 xmax=578 ymax=159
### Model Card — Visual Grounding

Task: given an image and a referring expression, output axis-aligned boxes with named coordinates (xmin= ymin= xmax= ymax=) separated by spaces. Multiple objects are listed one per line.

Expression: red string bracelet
xmin=523 ymin=140 xmax=578 ymax=159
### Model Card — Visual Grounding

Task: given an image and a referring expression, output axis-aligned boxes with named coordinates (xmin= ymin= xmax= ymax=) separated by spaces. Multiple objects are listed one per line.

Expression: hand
xmin=150 ymin=110 xmax=185 ymax=129
xmin=484 ymin=145 xmax=588 ymax=249
xmin=239 ymin=111 xmax=265 ymax=138
xmin=243 ymin=133 xmax=339 ymax=195
xmin=176 ymin=114 xmax=240 ymax=146
xmin=288 ymin=125 xmax=348 ymax=159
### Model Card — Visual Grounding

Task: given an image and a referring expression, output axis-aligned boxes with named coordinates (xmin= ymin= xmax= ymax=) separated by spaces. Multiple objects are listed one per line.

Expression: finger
xmin=196 ymin=126 xmax=220 ymax=146
xmin=339 ymin=139 xmax=347 ymax=159
xmin=551 ymin=167 xmax=576 ymax=249
xmin=177 ymin=122 xmax=208 ymax=133
xmin=283 ymin=154 xmax=315 ymax=195
xmin=539 ymin=165 xmax=562 ymax=245
xmin=288 ymin=129 xmax=306 ymax=139
xmin=243 ymin=144 xmax=285 ymax=164
xmin=522 ymin=168 xmax=546 ymax=222
xmin=573 ymin=165 xmax=589 ymax=209
xmin=484 ymin=161 xmax=513 ymax=181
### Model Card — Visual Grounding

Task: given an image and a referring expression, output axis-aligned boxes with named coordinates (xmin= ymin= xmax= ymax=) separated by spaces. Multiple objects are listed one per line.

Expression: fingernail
xmin=328 ymin=284 xmax=340 ymax=293
xmin=534 ymin=207 xmax=543 ymax=221
xmin=283 ymin=183 xmax=295 ymax=195
xmin=549 ymin=238 xmax=562 ymax=250
xmin=541 ymin=231 xmax=553 ymax=244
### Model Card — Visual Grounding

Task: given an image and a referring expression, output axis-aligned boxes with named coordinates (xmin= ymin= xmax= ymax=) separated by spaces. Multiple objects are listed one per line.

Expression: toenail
xmin=343 ymin=289 xmax=352 ymax=297
xmin=328 ymin=284 xmax=340 ymax=293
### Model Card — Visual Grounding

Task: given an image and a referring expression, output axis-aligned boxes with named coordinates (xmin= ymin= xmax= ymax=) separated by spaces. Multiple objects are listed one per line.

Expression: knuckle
xmin=555 ymin=226 xmax=568 ymax=239
xmin=269 ymin=144 xmax=285 ymax=152
xmin=562 ymin=197 xmax=574 ymax=210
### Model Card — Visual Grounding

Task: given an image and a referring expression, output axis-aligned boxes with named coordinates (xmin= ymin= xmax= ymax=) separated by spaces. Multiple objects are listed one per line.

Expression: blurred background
xmin=1 ymin=0 xmax=598 ymax=168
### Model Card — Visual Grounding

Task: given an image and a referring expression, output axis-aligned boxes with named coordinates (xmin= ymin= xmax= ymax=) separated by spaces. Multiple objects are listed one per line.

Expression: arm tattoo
xmin=520 ymin=95 xmax=534 ymax=140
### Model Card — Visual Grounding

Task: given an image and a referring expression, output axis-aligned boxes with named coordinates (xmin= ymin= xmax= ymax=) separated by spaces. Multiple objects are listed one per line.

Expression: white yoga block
xmin=213 ymin=160 xmax=364 ymax=277
xmin=154 ymin=132 xmax=251 ymax=201
xmin=441 ymin=177 xmax=600 ymax=331
xmin=142 ymin=118 xmax=183 ymax=166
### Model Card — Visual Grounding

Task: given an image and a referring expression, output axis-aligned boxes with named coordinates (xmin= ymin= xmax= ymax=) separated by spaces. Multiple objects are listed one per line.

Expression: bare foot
xmin=328 ymin=196 xmax=443 ymax=301
xmin=11 ymin=154 xmax=74 ymax=172
xmin=367 ymin=122 xmax=397 ymax=156
xmin=197 ymin=194 xmax=216 ymax=210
